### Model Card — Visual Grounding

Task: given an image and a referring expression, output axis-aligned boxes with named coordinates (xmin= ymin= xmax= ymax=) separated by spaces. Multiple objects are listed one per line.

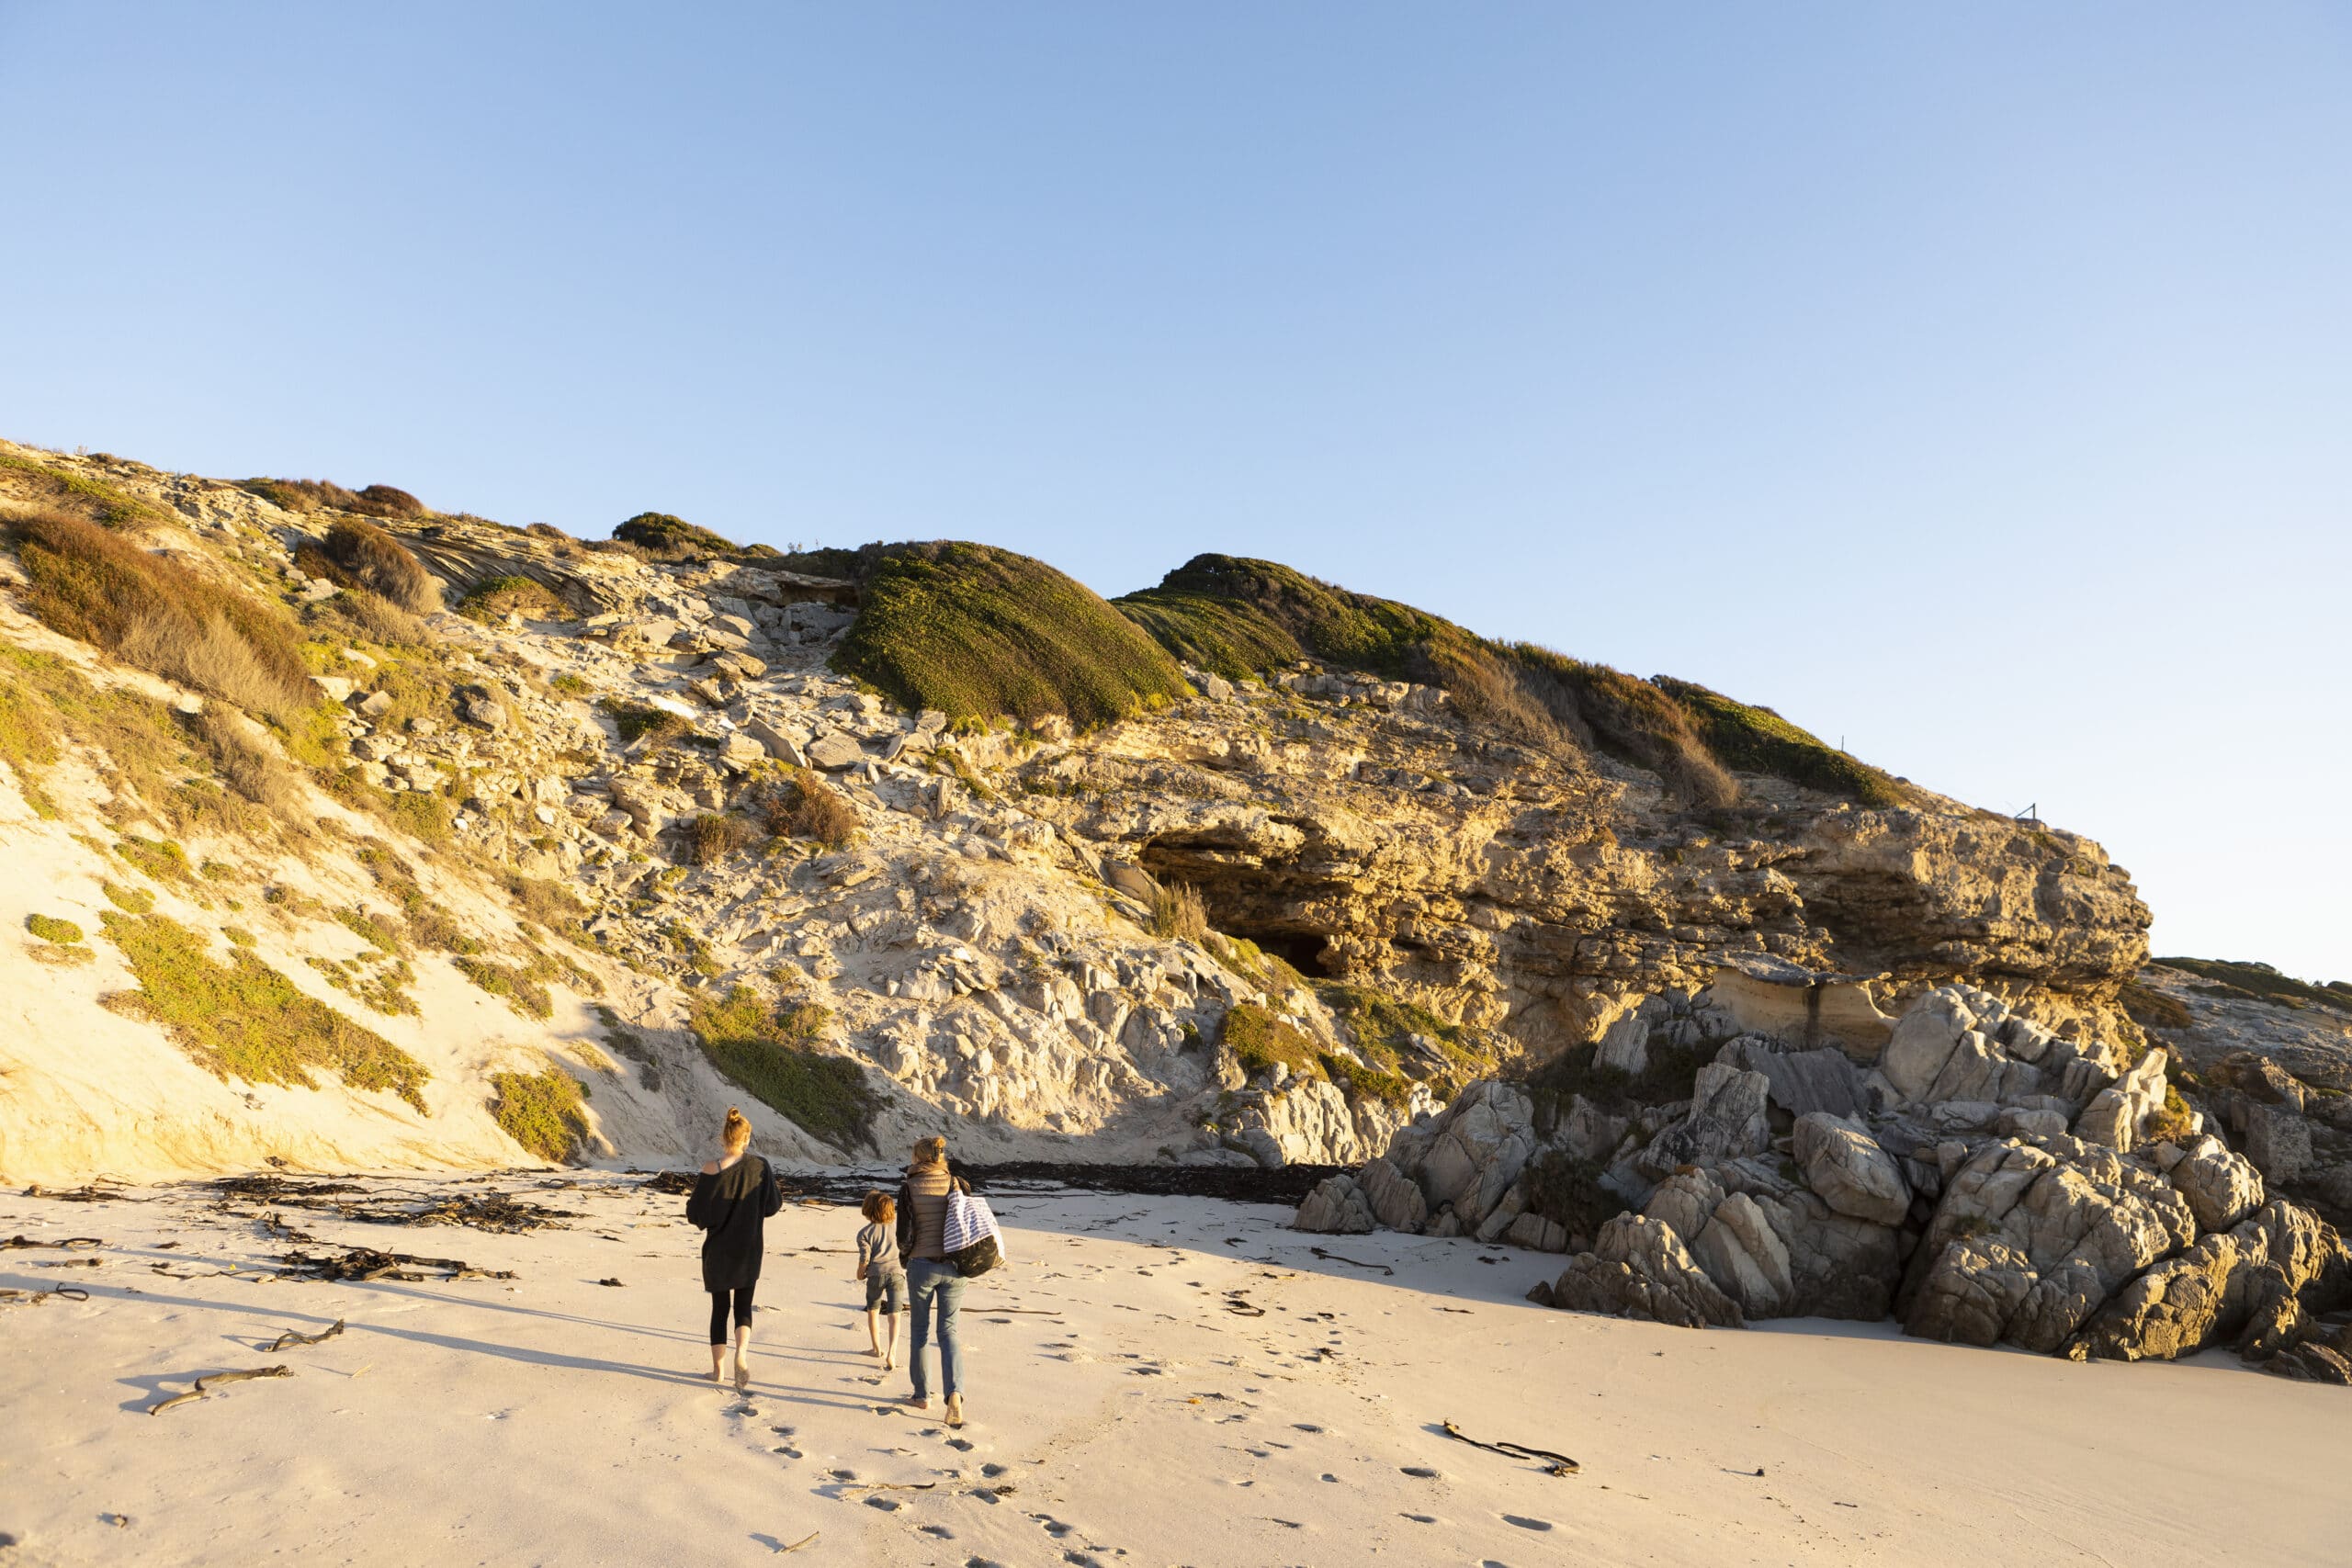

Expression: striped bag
xmin=942 ymin=1186 xmax=1003 ymax=1278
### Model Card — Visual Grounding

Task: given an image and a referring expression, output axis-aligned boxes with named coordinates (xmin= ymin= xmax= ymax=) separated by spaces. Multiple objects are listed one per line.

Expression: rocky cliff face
xmin=0 ymin=440 xmax=2156 ymax=1188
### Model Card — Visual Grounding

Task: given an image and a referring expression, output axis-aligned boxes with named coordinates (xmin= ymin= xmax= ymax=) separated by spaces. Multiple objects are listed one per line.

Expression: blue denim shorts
xmin=865 ymin=1268 xmax=908 ymax=1314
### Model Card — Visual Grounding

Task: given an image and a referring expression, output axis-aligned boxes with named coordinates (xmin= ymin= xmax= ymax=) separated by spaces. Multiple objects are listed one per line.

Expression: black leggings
xmin=708 ymin=1285 xmax=755 ymax=1345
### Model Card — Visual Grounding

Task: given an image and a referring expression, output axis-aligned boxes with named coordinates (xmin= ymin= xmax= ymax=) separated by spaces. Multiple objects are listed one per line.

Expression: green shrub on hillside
xmin=98 ymin=909 xmax=430 ymax=1111
xmin=6 ymin=508 xmax=319 ymax=722
xmin=835 ymin=541 xmax=1192 ymax=728
xmin=1652 ymin=676 xmax=1905 ymax=807
xmin=613 ymin=512 xmax=741 ymax=562
xmin=490 ymin=1066 xmax=591 ymax=1163
xmin=1116 ymin=554 xmax=1453 ymax=682
xmin=688 ymin=986 xmax=877 ymax=1150
xmin=321 ymin=519 xmax=441 ymax=614
xmin=241 ymin=478 xmax=428 ymax=520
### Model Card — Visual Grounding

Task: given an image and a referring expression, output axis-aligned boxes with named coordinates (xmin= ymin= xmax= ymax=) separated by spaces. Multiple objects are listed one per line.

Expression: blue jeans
xmin=906 ymin=1257 xmax=967 ymax=1399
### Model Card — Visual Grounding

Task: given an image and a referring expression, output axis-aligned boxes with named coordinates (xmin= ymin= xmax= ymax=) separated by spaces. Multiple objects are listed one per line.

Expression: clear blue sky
xmin=3 ymin=5 xmax=2346 ymax=979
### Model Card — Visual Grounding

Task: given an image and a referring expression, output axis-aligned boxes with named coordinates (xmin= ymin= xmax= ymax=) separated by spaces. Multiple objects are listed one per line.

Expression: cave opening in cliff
xmin=1238 ymin=930 xmax=1329 ymax=976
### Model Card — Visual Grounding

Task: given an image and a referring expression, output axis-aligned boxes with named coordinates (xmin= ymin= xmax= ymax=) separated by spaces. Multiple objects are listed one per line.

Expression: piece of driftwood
xmin=3 ymin=1235 xmax=104 ymax=1250
xmin=1440 ymin=1418 xmax=1578 ymax=1476
xmin=265 ymin=1319 xmax=346 ymax=1351
xmin=0 ymin=1284 xmax=91 ymax=1307
xmin=21 ymin=1183 xmax=130 ymax=1202
xmin=148 ymin=1365 xmax=291 ymax=1416
xmin=1308 ymin=1247 xmax=1395 ymax=1276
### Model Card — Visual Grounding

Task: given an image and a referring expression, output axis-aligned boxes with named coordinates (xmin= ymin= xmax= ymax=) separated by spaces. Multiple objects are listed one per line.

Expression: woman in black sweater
xmin=685 ymin=1107 xmax=782 ymax=1391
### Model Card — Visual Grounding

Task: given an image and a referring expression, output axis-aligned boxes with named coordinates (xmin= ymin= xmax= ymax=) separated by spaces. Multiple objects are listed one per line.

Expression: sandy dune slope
xmin=1 ymin=1176 xmax=2345 ymax=1567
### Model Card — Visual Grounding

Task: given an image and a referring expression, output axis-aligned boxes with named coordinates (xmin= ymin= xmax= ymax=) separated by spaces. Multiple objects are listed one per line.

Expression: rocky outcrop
xmin=1303 ymin=976 xmax=2351 ymax=1381
xmin=1534 ymin=1213 xmax=1744 ymax=1329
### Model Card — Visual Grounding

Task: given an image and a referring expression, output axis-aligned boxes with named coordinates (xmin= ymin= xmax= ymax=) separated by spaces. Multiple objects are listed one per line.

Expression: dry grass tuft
xmin=759 ymin=769 xmax=857 ymax=847
xmin=1149 ymin=882 xmax=1207 ymax=943
xmin=683 ymin=812 xmax=759 ymax=865
xmin=8 ymin=510 xmax=319 ymax=723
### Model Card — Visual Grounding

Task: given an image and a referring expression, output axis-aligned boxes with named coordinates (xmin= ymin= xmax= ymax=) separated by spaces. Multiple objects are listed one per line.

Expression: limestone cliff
xmin=0 ymin=439 xmax=2152 ymax=1185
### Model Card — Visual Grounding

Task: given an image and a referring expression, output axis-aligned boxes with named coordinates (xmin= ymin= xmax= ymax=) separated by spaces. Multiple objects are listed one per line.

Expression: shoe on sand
xmin=944 ymin=1394 xmax=964 ymax=1428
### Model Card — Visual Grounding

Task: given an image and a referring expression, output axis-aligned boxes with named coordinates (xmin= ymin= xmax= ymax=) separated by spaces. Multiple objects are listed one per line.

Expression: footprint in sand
xmin=980 ymin=1463 xmax=1011 ymax=1478
xmin=865 ymin=1496 xmax=903 ymax=1512
xmin=918 ymin=1525 xmax=955 ymax=1540
xmin=1401 ymin=1513 xmax=1437 ymax=1523
xmin=1401 ymin=1467 xmax=1442 ymax=1479
xmin=962 ymin=1558 xmax=1007 ymax=1568
xmin=1502 ymin=1515 xmax=1555 ymax=1531
xmin=944 ymin=1437 xmax=974 ymax=1451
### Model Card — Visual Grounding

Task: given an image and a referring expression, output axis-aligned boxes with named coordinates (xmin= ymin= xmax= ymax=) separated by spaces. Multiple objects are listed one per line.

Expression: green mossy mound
xmin=834 ymin=541 xmax=1192 ymax=728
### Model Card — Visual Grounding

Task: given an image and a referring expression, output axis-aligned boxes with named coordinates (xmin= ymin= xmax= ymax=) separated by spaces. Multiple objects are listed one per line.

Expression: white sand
xmin=2 ymin=1173 xmax=2346 ymax=1567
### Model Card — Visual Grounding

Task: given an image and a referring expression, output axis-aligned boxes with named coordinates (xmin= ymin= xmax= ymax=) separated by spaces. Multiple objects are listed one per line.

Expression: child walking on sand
xmin=856 ymin=1190 xmax=908 ymax=1371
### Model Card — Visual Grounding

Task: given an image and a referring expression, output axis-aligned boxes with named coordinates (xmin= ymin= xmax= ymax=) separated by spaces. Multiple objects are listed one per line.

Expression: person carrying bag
xmin=892 ymin=1136 xmax=1003 ymax=1427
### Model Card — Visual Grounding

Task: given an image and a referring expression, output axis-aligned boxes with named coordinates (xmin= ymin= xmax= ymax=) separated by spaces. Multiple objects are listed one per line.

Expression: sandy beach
xmin=2 ymin=1172 xmax=2346 ymax=1567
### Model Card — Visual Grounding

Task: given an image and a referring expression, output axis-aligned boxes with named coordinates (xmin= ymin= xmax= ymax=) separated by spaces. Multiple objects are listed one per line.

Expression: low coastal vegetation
xmin=2153 ymin=957 xmax=2352 ymax=1016
xmin=239 ymin=477 xmax=429 ymax=521
xmin=687 ymin=985 xmax=876 ymax=1150
xmin=489 ymin=1066 xmax=592 ymax=1163
xmin=456 ymin=574 xmax=571 ymax=623
xmin=98 ymin=909 xmax=430 ymax=1111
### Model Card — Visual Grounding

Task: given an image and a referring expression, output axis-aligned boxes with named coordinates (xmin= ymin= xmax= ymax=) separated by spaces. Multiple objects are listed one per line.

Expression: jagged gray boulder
xmin=1716 ymin=1038 xmax=1867 ymax=1120
xmin=1412 ymin=1080 xmax=1537 ymax=1231
xmin=2074 ymin=1049 xmax=2168 ymax=1149
xmin=1906 ymin=1236 xmax=2039 ymax=1345
xmin=1292 ymin=1175 xmax=1374 ymax=1235
xmin=1356 ymin=1156 xmax=1428 ymax=1232
xmin=2073 ymin=1199 xmax=2336 ymax=1363
xmin=1792 ymin=1112 xmax=1910 ymax=1225
xmin=1634 ymin=1063 xmax=1769 ymax=1179
xmin=1544 ymin=1213 xmax=1745 ymax=1329
xmin=2165 ymin=1134 xmax=2265 ymax=1233
xmin=1898 ymin=1136 xmax=2195 ymax=1351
